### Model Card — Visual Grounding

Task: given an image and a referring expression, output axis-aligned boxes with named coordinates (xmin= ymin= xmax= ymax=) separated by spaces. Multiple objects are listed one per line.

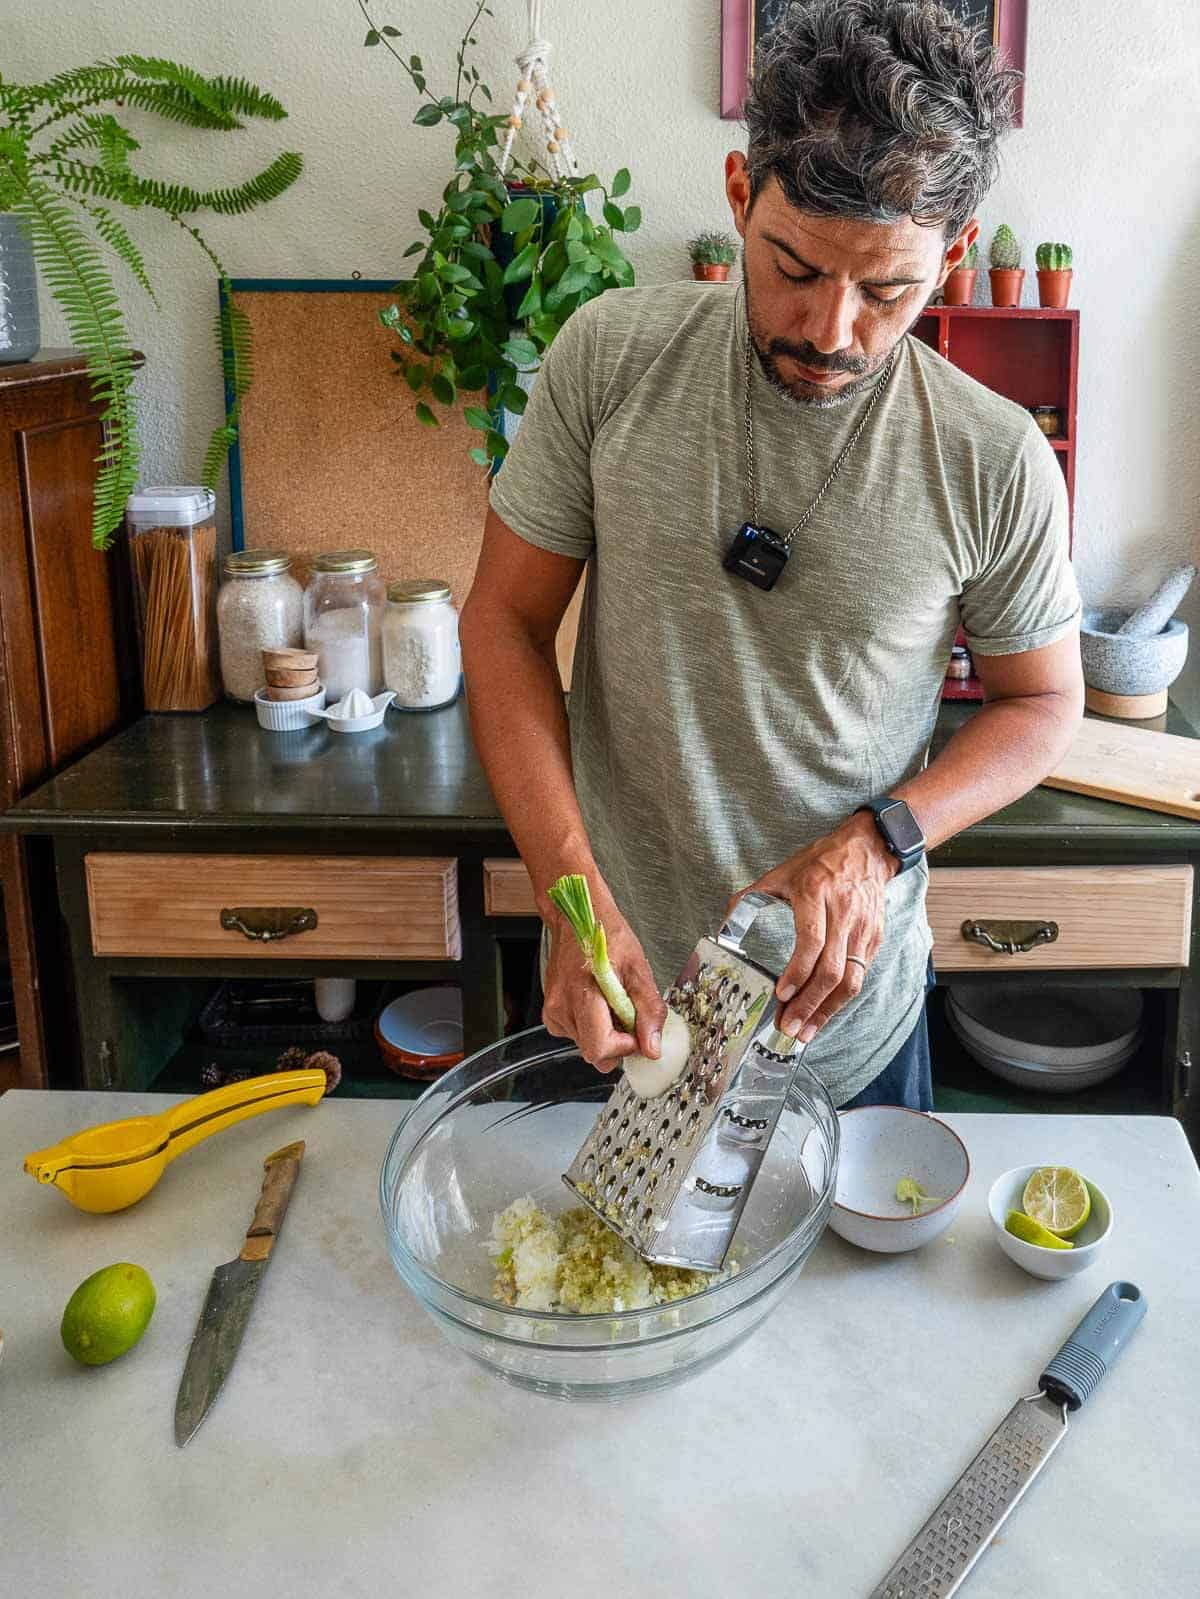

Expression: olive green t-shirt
xmin=490 ymin=280 xmax=1079 ymax=1104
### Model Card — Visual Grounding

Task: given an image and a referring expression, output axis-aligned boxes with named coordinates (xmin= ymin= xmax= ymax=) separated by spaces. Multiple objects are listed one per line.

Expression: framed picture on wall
xmin=720 ymin=1 xmax=1027 ymax=127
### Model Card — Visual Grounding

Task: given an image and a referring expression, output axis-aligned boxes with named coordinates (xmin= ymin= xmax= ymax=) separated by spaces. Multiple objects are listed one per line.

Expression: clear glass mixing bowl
xmin=379 ymin=1026 xmax=839 ymax=1401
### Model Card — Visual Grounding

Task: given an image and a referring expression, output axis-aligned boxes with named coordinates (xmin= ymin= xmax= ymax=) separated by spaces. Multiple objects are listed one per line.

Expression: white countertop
xmin=3 ymin=1091 xmax=1198 ymax=1598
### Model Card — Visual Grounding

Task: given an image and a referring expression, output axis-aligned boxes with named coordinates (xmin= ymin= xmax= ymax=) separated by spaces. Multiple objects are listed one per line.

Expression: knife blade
xmin=174 ymin=1139 xmax=305 ymax=1447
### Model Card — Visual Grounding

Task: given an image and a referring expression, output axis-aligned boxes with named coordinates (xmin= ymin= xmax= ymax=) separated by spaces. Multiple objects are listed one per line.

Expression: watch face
xmin=881 ymin=801 xmax=924 ymax=854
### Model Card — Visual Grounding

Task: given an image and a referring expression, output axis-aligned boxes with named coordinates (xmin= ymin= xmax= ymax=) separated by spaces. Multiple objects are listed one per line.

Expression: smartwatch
xmin=856 ymin=796 xmax=926 ymax=874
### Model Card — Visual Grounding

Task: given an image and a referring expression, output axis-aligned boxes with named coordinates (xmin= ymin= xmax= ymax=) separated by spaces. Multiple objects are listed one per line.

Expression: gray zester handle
xmin=1039 ymin=1280 xmax=1147 ymax=1411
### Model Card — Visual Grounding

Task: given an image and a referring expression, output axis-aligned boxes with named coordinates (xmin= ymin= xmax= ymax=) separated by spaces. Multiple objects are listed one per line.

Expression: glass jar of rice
xmin=216 ymin=549 xmax=304 ymax=702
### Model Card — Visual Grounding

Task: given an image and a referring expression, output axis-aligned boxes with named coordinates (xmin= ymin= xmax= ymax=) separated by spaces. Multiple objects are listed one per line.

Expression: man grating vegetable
xmin=459 ymin=0 xmax=1083 ymax=1111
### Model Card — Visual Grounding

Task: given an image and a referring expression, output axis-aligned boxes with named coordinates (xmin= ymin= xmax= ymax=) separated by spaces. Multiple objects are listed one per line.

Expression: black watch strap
xmin=856 ymin=796 xmax=926 ymax=873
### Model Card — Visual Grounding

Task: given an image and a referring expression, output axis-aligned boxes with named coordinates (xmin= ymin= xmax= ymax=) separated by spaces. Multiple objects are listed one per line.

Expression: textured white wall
xmin=8 ymin=0 xmax=1200 ymax=716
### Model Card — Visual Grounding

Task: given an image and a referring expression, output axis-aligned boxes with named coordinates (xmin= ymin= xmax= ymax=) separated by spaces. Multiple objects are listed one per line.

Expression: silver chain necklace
xmin=724 ymin=317 xmax=897 ymax=591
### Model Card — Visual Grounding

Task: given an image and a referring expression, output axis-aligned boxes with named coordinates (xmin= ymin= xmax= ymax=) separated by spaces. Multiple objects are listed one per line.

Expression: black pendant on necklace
xmin=723 ymin=523 xmax=790 ymax=590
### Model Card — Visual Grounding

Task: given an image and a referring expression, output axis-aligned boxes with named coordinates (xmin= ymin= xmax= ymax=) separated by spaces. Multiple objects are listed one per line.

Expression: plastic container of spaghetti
xmin=126 ymin=486 xmax=220 ymax=712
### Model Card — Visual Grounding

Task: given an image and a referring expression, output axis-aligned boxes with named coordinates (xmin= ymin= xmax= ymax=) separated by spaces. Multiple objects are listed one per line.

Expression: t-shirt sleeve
xmin=959 ymin=422 xmax=1081 ymax=656
xmin=487 ymin=296 xmax=599 ymax=561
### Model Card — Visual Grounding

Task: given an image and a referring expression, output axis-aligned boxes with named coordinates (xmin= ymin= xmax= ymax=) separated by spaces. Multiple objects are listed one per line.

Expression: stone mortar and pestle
xmin=1080 ymin=564 xmax=1195 ymax=719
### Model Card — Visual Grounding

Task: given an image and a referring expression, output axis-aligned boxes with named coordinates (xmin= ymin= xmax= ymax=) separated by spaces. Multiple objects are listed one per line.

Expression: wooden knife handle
xmin=240 ymin=1140 xmax=304 ymax=1262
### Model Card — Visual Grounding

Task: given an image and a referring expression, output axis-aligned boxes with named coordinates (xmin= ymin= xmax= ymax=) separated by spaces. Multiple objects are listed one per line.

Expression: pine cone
xmin=304 ymin=1050 xmax=342 ymax=1093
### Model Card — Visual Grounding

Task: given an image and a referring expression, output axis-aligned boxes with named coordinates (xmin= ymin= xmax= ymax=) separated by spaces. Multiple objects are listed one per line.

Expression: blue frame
xmin=221 ymin=278 xmax=399 ymax=551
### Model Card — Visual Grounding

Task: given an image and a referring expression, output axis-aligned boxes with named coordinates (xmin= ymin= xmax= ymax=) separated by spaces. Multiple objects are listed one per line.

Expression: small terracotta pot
xmin=942 ymin=269 xmax=977 ymax=306
xmin=1037 ymin=268 xmax=1073 ymax=309
xmin=989 ymin=267 xmax=1025 ymax=308
xmin=692 ymin=263 xmax=731 ymax=282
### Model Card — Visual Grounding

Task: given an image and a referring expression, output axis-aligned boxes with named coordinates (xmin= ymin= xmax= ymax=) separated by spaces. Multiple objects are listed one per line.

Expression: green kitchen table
xmin=0 ymin=698 xmax=1197 ymax=1139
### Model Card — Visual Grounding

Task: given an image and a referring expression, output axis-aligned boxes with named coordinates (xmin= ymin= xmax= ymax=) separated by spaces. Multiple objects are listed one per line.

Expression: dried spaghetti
xmin=129 ymin=521 xmax=220 ymax=711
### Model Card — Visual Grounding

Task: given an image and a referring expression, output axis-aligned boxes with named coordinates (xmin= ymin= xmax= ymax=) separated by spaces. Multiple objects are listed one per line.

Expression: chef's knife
xmin=174 ymin=1140 xmax=304 ymax=1447
xmin=869 ymin=1280 xmax=1147 ymax=1598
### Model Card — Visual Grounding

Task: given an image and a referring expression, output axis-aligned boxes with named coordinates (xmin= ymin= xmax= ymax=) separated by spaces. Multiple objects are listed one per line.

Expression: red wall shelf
xmin=914 ymin=306 xmax=1080 ymax=700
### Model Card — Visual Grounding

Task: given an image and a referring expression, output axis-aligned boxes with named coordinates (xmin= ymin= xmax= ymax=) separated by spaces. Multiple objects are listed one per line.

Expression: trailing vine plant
xmin=361 ymin=2 xmax=638 ymax=466
xmin=0 ymin=57 xmax=302 ymax=547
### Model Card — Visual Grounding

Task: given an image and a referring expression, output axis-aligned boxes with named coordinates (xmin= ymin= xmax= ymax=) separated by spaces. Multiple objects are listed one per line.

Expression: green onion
xmin=547 ymin=874 xmax=636 ymax=1031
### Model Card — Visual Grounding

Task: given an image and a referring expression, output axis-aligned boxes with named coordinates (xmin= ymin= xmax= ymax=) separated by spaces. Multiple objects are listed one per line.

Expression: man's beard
xmin=742 ymin=263 xmax=896 ymax=409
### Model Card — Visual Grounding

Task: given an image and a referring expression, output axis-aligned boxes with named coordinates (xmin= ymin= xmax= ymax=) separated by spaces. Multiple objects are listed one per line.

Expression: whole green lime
xmin=61 ymin=1263 xmax=156 ymax=1366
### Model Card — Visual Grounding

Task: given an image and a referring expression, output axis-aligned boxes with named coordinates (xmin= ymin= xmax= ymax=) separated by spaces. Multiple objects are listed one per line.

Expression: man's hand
xmin=725 ymin=810 xmax=900 ymax=1045
xmin=541 ymin=875 xmax=667 ymax=1072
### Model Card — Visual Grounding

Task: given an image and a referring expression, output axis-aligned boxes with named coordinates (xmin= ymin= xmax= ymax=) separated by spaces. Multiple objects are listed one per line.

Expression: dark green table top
xmin=4 ymin=695 xmax=1199 ymax=850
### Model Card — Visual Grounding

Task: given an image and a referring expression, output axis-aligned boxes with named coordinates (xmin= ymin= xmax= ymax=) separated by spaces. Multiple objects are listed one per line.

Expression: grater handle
xmin=716 ymin=890 xmax=789 ymax=957
xmin=1039 ymin=1280 xmax=1147 ymax=1411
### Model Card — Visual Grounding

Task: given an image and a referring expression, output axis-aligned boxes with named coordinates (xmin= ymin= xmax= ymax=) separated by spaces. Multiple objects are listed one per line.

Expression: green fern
xmin=10 ymin=176 xmax=141 ymax=545
xmin=1 ymin=57 xmax=302 ymax=547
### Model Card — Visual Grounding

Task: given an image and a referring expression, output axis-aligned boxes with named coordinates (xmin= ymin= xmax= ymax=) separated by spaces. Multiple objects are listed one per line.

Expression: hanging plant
xmin=361 ymin=1 xmax=638 ymax=466
xmin=0 ymin=57 xmax=301 ymax=548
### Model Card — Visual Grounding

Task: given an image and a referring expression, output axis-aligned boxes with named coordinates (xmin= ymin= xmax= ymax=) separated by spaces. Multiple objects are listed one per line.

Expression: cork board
xmin=226 ymin=279 xmax=581 ymax=684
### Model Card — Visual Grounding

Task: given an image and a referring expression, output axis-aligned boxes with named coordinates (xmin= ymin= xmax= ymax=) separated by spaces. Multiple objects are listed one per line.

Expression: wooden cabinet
xmin=0 ymin=350 xmax=140 ymax=1087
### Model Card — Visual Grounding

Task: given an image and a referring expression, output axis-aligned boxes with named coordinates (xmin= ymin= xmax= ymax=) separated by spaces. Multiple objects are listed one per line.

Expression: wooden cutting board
xmin=1043 ymin=716 xmax=1200 ymax=820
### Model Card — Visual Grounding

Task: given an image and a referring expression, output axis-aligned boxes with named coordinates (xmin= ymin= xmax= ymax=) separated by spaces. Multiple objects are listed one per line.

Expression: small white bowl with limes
xmin=987 ymin=1164 xmax=1112 ymax=1280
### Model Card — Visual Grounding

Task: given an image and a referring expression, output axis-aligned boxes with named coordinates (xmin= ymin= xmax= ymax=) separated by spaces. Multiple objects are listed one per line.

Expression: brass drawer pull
xmin=960 ymin=918 xmax=1059 ymax=955
xmin=220 ymin=906 xmax=318 ymax=941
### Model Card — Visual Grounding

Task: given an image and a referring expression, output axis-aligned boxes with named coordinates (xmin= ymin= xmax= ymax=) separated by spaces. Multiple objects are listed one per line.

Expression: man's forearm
xmin=460 ymin=604 xmax=595 ymax=916
xmin=892 ymin=688 xmax=1082 ymax=852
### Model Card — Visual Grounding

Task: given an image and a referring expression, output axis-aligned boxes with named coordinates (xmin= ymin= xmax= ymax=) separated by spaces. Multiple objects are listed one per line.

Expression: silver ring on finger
xmin=845 ymin=954 xmax=869 ymax=972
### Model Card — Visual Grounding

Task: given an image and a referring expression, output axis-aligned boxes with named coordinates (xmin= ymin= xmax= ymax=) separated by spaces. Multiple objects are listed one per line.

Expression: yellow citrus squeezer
xmin=23 ymin=1069 xmax=328 ymax=1214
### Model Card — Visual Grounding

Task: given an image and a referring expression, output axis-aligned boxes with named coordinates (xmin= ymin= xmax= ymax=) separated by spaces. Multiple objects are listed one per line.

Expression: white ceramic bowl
xmin=987 ymin=1164 xmax=1112 ymax=1280
xmin=947 ymin=986 xmax=1142 ymax=1067
xmin=828 ymin=1106 xmax=970 ymax=1252
xmin=253 ymin=685 xmax=326 ymax=730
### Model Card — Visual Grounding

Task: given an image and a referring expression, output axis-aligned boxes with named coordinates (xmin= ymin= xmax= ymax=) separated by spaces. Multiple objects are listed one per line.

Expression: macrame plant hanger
xmin=496 ymin=0 xmax=581 ymax=184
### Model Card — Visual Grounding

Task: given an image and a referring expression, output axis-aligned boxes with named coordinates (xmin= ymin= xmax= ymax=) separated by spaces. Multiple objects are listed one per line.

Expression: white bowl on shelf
xmin=253 ymin=685 xmax=326 ymax=731
xmin=947 ymin=985 xmax=1142 ymax=1067
xmin=946 ymin=994 xmax=1139 ymax=1094
xmin=828 ymin=1106 xmax=970 ymax=1253
xmin=987 ymin=1164 xmax=1113 ymax=1280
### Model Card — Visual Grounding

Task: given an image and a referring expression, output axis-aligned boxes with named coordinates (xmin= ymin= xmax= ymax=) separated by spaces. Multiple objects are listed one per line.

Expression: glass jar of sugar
xmin=216 ymin=549 xmax=304 ymax=702
xmin=382 ymin=580 xmax=462 ymax=711
xmin=303 ymin=550 xmax=386 ymax=704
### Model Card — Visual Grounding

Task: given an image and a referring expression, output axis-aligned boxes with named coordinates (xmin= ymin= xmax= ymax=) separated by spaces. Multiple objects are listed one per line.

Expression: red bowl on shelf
xmin=375 ymin=987 xmax=465 ymax=1080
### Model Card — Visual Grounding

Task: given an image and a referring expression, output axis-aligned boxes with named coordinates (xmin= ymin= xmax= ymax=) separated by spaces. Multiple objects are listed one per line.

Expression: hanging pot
xmin=0 ymin=213 xmax=41 ymax=364
xmin=988 ymin=267 xmax=1025 ymax=308
xmin=942 ymin=268 xmax=976 ymax=306
xmin=492 ymin=181 xmax=561 ymax=325
xmin=692 ymin=263 xmax=731 ymax=282
xmin=1037 ymin=269 xmax=1073 ymax=309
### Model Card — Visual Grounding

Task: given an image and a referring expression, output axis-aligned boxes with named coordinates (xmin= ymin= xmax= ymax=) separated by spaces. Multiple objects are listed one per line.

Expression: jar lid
xmin=1030 ymin=405 xmax=1058 ymax=415
xmin=950 ymin=644 xmax=970 ymax=657
xmin=224 ymin=548 xmax=292 ymax=577
xmin=388 ymin=579 xmax=452 ymax=604
xmin=310 ymin=549 xmax=378 ymax=574
xmin=125 ymin=486 xmax=215 ymax=526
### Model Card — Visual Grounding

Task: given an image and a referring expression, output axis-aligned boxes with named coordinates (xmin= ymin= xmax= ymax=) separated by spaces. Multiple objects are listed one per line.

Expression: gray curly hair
xmin=743 ymin=0 xmax=1019 ymax=238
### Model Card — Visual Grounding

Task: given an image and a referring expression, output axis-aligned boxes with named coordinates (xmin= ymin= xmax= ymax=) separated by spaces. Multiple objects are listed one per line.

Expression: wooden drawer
xmin=86 ymin=853 xmax=461 ymax=960
xmin=483 ymin=858 xmax=539 ymax=917
xmin=928 ymin=865 xmax=1192 ymax=971
xmin=482 ymin=858 xmax=1193 ymax=972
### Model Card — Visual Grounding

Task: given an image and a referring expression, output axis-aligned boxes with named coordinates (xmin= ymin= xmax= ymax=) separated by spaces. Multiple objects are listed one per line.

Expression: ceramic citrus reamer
xmin=22 ymin=1069 xmax=328 ymax=1213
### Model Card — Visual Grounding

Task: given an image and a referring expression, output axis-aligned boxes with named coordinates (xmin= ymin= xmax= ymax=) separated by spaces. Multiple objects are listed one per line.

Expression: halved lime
xmin=1022 ymin=1167 xmax=1091 ymax=1237
xmin=1005 ymin=1210 xmax=1074 ymax=1250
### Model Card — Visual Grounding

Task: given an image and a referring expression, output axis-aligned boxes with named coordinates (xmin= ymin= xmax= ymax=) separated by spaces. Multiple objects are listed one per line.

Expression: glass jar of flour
xmin=216 ymin=549 xmax=304 ymax=702
xmin=382 ymin=580 xmax=462 ymax=711
xmin=303 ymin=550 xmax=385 ymax=704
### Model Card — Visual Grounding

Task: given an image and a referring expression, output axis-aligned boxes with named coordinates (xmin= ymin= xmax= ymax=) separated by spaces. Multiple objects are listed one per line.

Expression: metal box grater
xmin=562 ymin=892 xmax=808 ymax=1272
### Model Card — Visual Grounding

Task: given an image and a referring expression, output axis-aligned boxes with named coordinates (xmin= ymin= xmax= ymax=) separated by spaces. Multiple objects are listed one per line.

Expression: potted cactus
xmin=1036 ymin=242 xmax=1073 ymax=308
xmin=988 ymin=224 xmax=1024 ymax=307
xmin=688 ymin=230 xmax=738 ymax=282
xmin=942 ymin=241 xmax=978 ymax=306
